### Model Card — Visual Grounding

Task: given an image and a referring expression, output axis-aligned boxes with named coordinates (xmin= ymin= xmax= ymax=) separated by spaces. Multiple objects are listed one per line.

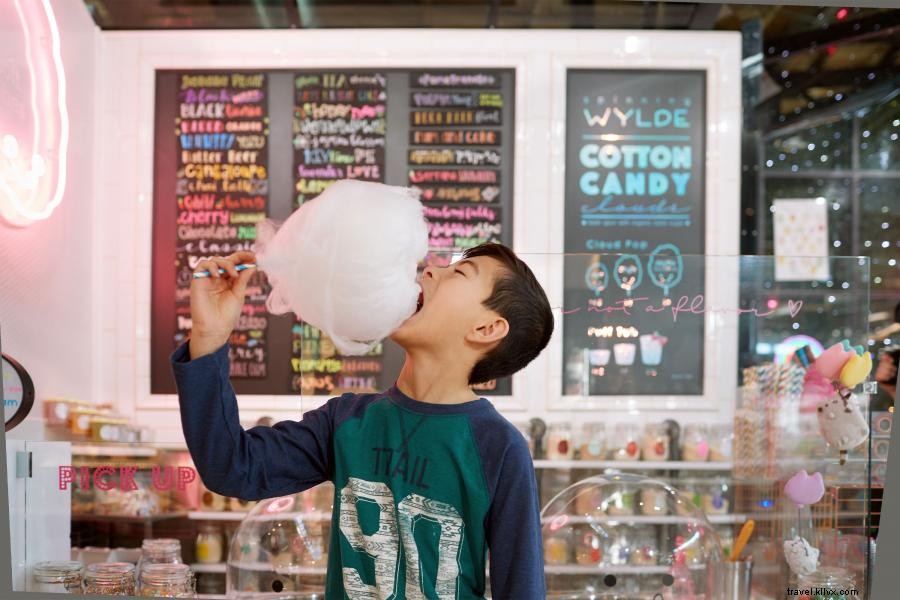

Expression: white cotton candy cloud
xmin=255 ymin=180 xmax=428 ymax=355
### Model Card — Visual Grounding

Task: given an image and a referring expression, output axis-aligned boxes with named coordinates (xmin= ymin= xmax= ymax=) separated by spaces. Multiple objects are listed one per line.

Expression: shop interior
xmin=1 ymin=2 xmax=898 ymax=599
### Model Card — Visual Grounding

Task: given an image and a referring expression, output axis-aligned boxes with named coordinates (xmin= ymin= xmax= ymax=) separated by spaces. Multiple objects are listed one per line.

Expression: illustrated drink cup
xmin=589 ymin=349 xmax=611 ymax=366
xmin=613 ymin=343 xmax=636 ymax=366
xmin=640 ymin=334 xmax=665 ymax=366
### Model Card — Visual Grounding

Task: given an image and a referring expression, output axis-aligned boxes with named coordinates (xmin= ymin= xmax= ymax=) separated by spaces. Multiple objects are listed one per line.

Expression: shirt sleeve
xmin=485 ymin=437 xmax=546 ymax=599
xmin=171 ymin=341 xmax=336 ymax=500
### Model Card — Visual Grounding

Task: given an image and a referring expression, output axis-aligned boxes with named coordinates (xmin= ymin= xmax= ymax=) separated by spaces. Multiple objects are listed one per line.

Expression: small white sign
xmin=773 ymin=198 xmax=831 ymax=281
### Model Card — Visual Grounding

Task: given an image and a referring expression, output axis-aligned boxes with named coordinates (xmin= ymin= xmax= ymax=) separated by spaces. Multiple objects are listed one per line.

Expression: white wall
xmin=91 ymin=29 xmax=741 ymax=443
xmin=0 ymin=0 xmax=99 ymax=438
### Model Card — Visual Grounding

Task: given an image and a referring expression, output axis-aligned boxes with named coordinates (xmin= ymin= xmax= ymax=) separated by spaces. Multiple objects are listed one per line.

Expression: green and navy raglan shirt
xmin=171 ymin=342 xmax=545 ymax=599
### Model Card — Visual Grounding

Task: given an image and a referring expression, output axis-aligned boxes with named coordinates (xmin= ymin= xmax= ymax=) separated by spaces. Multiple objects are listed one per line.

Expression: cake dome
xmin=226 ymin=484 xmax=333 ymax=600
xmin=541 ymin=474 xmax=724 ymax=599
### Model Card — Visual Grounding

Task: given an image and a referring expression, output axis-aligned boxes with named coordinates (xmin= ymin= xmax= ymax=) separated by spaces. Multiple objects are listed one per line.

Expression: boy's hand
xmin=189 ymin=251 xmax=256 ymax=359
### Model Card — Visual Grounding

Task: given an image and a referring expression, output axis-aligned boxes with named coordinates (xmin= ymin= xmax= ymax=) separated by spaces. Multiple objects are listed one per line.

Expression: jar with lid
xmin=544 ymin=526 xmax=572 ymax=565
xmin=545 ymin=423 xmax=574 ymax=460
xmin=797 ymin=567 xmax=856 ymax=599
xmin=681 ymin=424 xmax=710 ymax=462
xmin=641 ymin=422 xmax=670 ymax=461
xmin=605 ymin=486 xmax=635 ymax=516
xmin=630 ymin=526 xmax=659 ymax=566
xmin=701 ymin=480 xmax=730 ymax=515
xmin=83 ymin=562 xmax=135 ymax=596
xmin=709 ymin=424 xmax=733 ymax=461
xmin=574 ymin=526 xmax=603 ymax=566
xmin=136 ymin=538 xmax=183 ymax=585
xmin=31 ymin=561 xmax=83 ymax=594
xmin=69 ymin=407 xmax=104 ymax=436
xmin=610 ymin=423 xmax=641 ymax=461
xmin=139 ymin=563 xmax=194 ymax=597
xmin=578 ymin=422 xmax=606 ymax=460
xmin=89 ymin=416 xmax=128 ymax=443
xmin=195 ymin=523 xmax=224 ymax=564
xmin=639 ymin=486 xmax=669 ymax=516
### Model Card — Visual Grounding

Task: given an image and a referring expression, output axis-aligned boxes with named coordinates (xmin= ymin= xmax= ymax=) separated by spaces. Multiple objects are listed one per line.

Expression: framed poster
xmin=562 ymin=70 xmax=707 ymax=397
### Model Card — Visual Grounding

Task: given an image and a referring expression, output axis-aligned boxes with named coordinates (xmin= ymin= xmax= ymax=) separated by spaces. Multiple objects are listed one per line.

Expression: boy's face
xmin=390 ymin=256 xmax=508 ymax=353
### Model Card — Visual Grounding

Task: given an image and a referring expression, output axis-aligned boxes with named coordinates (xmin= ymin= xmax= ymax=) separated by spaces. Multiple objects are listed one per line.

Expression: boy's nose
xmin=422 ymin=266 xmax=437 ymax=279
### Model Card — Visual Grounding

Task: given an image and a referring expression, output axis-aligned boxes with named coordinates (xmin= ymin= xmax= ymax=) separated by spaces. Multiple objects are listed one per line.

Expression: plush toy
xmin=784 ymin=536 xmax=819 ymax=576
xmin=255 ymin=180 xmax=428 ymax=355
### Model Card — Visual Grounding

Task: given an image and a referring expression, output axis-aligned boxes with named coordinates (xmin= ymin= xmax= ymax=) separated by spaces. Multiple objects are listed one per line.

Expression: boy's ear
xmin=467 ymin=316 xmax=509 ymax=345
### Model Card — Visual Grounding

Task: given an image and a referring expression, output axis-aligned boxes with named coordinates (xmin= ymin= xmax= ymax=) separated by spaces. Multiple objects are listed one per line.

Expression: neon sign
xmin=0 ymin=0 xmax=68 ymax=226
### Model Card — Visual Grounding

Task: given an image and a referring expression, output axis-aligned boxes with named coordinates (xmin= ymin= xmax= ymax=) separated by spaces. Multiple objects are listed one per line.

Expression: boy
xmin=172 ymin=242 xmax=554 ymax=599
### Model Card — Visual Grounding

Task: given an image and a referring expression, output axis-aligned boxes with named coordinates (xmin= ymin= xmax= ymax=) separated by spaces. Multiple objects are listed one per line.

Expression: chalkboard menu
xmin=562 ymin=70 xmax=706 ymax=396
xmin=171 ymin=72 xmax=270 ymax=379
xmin=152 ymin=69 xmax=515 ymax=396
xmin=407 ymin=71 xmax=506 ymax=268
xmin=290 ymin=71 xmax=388 ymax=395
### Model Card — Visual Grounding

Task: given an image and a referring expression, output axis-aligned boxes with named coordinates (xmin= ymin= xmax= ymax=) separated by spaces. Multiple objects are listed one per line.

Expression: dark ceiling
xmin=82 ymin=2 xmax=900 ymax=129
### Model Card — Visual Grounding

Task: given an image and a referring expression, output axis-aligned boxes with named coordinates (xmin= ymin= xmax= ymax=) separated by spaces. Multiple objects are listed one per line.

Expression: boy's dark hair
xmin=462 ymin=243 xmax=554 ymax=384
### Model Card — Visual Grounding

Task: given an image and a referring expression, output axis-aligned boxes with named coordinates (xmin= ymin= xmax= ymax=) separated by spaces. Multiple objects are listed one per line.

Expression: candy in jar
xmin=83 ymin=562 xmax=135 ymax=596
xmin=545 ymin=423 xmax=574 ymax=460
xmin=639 ymin=487 xmax=669 ymax=516
xmin=604 ymin=487 xmax=635 ymax=516
xmin=195 ymin=523 xmax=224 ymax=564
xmin=543 ymin=527 xmax=572 ymax=565
xmin=681 ymin=424 xmax=710 ymax=462
xmin=610 ymin=423 xmax=641 ymax=461
xmin=31 ymin=561 xmax=83 ymax=594
xmin=574 ymin=527 xmax=603 ymax=566
xmin=578 ymin=422 xmax=606 ymax=460
xmin=641 ymin=423 xmax=670 ymax=460
xmin=701 ymin=481 xmax=730 ymax=515
xmin=630 ymin=527 xmax=658 ymax=566
xmin=139 ymin=563 xmax=194 ymax=597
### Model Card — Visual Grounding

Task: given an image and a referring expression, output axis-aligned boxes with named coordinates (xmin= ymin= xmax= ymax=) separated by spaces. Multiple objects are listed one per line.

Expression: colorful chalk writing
xmin=173 ymin=72 xmax=270 ymax=379
xmin=562 ymin=70 xmax=707 ymax=396
xmin=291 ymin=71 xmax=390 ymax=395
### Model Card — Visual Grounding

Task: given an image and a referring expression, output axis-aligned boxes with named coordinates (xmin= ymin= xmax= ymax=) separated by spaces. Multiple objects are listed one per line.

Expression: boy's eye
xmin=454 ymin=268 xmax=465 ymax=276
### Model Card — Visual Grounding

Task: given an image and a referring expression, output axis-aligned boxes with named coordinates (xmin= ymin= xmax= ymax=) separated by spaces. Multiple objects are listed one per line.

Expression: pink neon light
xmin=0 ymin=0 xmax=69 ymax=226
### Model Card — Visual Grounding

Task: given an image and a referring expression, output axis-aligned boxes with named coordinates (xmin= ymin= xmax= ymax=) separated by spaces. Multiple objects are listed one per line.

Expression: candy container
xmin=610 ymin=423 xmax=641 ymax=461
xmin=578 ymin=422 xmax=606 ymax=460
xmin=681 ymin=424 xmax=710 ymax=462
xmin=546 ymin=423 xmax=574 ymax=460
xmin=641 ymin=423 xmax=670 ymax=461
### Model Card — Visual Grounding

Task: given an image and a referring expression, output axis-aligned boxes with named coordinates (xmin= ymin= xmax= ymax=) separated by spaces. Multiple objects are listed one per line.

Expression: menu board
xmin=407 ymin=71 xmax=506 ymax=268
xmin=562 ymin=70 xmax=706 ymax=396
xmin=291 ymin=71 xmax=389 ymax=395
xmin=152 ymin=69 xmax=515 ymax=396
xmin=172 ymin=72 xmax=270 ymax=379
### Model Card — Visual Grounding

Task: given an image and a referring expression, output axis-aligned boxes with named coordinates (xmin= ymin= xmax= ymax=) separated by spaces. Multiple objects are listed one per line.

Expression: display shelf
xmin=542 ymin=513 xmax=748 ymax=525
xmin=532 ymin=459 xmax=733 ymax=471
xmin=544 ymin=564 xmax=706 ymax=575
xmin=195 ymin=594 xmax=228 ymax=600
xmin=191 ymin=563 xmax=227 ymax=574
xmin=71 ymin=512 xmax=187 ymax=523
xmin=188 ymin=511 xmax=250 ymax=521
xmin=229 ymin=562 xmax=327 ymax=575
xmin=243 ymin=510 xmax=332 ymax=523
xmin=71 ymin=443 xmax=158 ymax=457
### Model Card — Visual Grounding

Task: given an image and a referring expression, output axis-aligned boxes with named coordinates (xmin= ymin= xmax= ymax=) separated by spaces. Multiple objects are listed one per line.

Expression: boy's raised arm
xmin=171 ymin=250 xmax=333 ymax=500
xmin=172 ymin=341 xmax=335 ymax=500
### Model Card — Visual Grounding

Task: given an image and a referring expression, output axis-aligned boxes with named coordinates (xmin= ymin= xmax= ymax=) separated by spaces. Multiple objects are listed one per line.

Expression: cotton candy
xmin=255 ymin=180 xmax=428 ymax=355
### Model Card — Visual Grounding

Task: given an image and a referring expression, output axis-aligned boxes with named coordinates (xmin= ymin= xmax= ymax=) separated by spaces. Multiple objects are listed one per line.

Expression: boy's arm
xmin=486 ymin=439 xmax=546 ymax=599
xmin=171 ymin=341 xmax=334 ymax=500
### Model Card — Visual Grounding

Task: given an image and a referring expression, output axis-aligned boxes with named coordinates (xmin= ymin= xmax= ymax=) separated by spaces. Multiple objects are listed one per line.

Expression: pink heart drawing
xmin=784 ymin=470 xmax=825 ymax=507
xmin=788 ymin=300 xmax=804 ymax=318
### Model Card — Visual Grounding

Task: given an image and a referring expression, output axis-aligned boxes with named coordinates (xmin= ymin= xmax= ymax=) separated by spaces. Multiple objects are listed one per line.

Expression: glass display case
xmin=5 ymin=254 xmax=877 ymax=599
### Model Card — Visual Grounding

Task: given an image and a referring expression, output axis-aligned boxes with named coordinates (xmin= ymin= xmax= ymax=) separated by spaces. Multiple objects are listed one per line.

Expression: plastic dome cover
xmin=227 ymin=485 xmax=333 ymax=600
xmin=541 ymin=474 xmax=724 ymax=599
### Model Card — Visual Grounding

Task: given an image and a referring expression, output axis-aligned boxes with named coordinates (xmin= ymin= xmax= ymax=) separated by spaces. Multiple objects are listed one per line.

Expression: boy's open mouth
xmin=415 ymin=288 xmax=424 ymax=313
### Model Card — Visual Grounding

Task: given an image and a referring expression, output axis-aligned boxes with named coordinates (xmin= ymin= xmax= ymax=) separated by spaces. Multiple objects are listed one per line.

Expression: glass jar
xmin=578 ymin=422 xmax=606 ymax=460
xmin=797 ymin=567 xmax=856 ymax=599
xmin=196 ymin=523 xmax=224 ymax=564
xmin=610 ymin=423 xmax=641 ymax=461
xmin=681 ymin=424 xmax=710 ymax=462
xmin=31 ymin=561 xmax=83 ymax=594
xmin=200 ymin=488 xmax=227 ymax=511
xmin=69 ymin=408 xmax=104 ymax=436
xmin=701 ymin=481 xmax=730 ymax=515
xmin=136 ymin=538 xmax=183 ymax=585
xmin=709 ymin=424 xmax=733 ymax=461
xmin=604 ymin=487 xmax=635 ymax=516
xmin=574 ymin=526 xmax=603 ymax=566
xmin=639 ymin=487 xmax=669 ymax=516
xmin=83 ymin=562 xmax=135 ymax=596
xmin=228 ymin=497 xmax=258 ymax=512
xmin=139 ymin=563 xmax=194 ymax=597
xmin=545 ymin=423 xmax=574 ymax=460
xmin=630 ymin=527 xmax=659 ymax=566
xmin=641 ymin=423 xmax=670 ymax=461
xmin=544 ymin=526 xmax=572 ymax=565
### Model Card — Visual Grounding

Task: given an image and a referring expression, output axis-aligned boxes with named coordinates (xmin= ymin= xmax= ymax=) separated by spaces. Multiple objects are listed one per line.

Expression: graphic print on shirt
xmin=339 ymin=477 xmax=464 ymax=600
